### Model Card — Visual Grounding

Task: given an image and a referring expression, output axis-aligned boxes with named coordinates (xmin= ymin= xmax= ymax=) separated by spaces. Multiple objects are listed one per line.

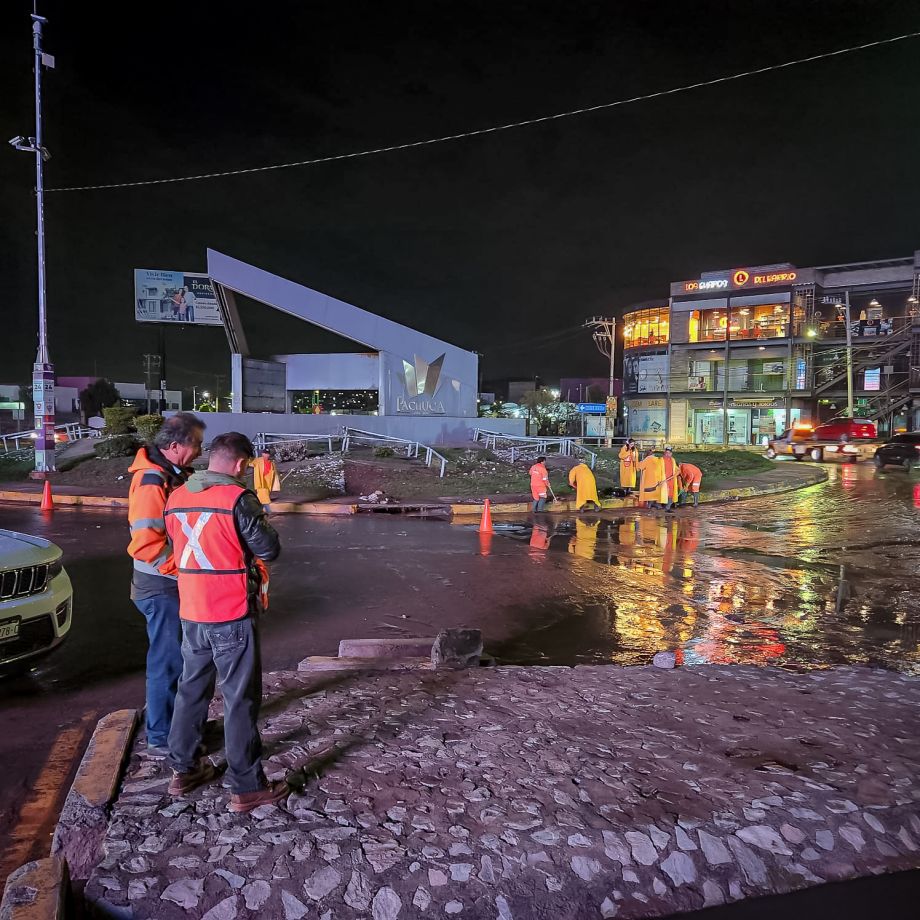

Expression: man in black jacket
xmin=163 ymin=431 xmax=286 ymax=813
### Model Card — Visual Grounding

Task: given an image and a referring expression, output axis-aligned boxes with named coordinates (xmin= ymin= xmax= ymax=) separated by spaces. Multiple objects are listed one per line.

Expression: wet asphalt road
xmin=0 ymin=461 xmax=918 ymax=882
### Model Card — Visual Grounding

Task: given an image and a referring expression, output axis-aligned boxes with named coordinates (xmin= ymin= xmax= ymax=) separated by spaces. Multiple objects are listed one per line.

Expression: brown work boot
xmin=168 ymin=761 xmax=219 ymax=796
xmin=228 ymin=780 xmax=290 ymax=814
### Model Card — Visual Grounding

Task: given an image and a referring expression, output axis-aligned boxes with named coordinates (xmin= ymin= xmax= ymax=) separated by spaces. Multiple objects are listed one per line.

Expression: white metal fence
xmin=471 ymin=428 xmax=598 ymax=469
xmin=253 ymin=427 xmax=450 ymax=477
xmin=342 ymin=428 xmax=449 ymax=478
xmin=0 ymin=422 xmax=98 ymax=454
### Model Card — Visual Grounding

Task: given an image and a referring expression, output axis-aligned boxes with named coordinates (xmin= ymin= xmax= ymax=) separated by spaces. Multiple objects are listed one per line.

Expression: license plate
xmin=0 ymin=618 xmax=21 ymax=642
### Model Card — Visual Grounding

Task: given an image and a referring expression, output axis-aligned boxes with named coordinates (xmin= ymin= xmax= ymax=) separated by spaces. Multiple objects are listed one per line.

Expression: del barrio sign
xmin=672 ymin=265 xmax=800 ymax=296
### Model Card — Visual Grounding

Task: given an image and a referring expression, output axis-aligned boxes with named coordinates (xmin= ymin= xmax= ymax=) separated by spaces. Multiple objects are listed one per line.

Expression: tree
xmin=79 ymin=378 xmax=120 ymax=422
xmin=520 ymin=389 xmax=560 ymax=434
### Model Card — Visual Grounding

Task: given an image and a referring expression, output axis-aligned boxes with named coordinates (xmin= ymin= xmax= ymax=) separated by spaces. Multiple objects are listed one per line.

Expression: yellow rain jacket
xmin=251 ymin=456 xmax=281 ymax=505
xmin=618 ymin=443 xmax=639 ymax=488
xmin=568 ymin=461 xmax=600 ymax=509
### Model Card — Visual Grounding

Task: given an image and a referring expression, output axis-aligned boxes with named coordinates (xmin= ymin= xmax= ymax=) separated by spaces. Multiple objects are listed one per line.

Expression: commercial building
xmin=622 ymin=254 xmax=920 ymax=444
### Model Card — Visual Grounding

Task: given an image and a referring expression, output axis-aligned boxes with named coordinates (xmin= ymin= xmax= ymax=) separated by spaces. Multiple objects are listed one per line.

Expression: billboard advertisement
xmin=623 ymin=352 xmax=668 ymax=393
xmin=134 ymin=269 xmax=223 ymax=326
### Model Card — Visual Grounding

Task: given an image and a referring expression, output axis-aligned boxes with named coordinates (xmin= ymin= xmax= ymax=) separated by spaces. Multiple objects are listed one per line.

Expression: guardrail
xmin=471 ymin=429 xmax=597 ymax=469
xmin=342 ymin=427 xmax=449 ymax=478
xmin=254 ymin=432 xmax=339 ymax=454
xmin=0 ymin=422 xmax=99 ymax=454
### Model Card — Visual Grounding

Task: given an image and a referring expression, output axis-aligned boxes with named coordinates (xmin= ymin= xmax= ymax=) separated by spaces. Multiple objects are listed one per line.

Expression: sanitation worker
xmin=164 ymin=432 xmax=286 ymax=813
xmin=127 ymin=412 xmax=206 ymax=756
xmin=660 ymin=446 xmax=680 ymax=512
xmin=618 ymin=438 xmax=639 ymax=492
xmin=251 ymin=449 xmax=281 ymax=510
xmin=568 ymin=458 xmax=601 ymax=511
xmin=637 ymin=449 xmax=663 ymax=508
xmin=529 ymin=456 xmax=550 ymax=513
xmin=678 ymin=459 xmax=703 ymax=507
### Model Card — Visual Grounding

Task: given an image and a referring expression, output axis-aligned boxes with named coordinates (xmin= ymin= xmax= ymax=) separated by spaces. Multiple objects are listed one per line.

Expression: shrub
xmin=95 ymin=434 xmax=139 ymax=459
xmin=102 ymin=406 xmax=137 ymax=435
xmin=134 ymin=414 xmax=165 ymax=442
xmin=373 ymin=446 xmax=396 ymax=458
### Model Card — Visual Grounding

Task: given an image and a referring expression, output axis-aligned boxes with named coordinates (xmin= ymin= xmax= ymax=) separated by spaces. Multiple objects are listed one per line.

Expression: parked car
xmin=873 ymin=432 xmax=920 ymax=471
xmin=813 ymin=417 xmax=877 ymax=441
xmin=0 ymin=529 xmax=73 ymax=674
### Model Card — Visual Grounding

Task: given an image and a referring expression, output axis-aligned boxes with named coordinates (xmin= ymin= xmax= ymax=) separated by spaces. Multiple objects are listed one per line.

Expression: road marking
xmin=0 ymin=711 xmax=98 ymax=886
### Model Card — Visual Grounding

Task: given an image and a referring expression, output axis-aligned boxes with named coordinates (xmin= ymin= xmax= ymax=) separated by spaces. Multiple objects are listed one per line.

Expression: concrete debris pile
xmin=287 ymin=455 xmax=346 ymax=492
xmin=358 ymin=490 xmax=394 ymax=504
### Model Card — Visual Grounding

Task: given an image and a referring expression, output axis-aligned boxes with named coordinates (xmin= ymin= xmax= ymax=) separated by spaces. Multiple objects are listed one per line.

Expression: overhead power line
xmin=46 ymin=30 xmax=920 ymax=194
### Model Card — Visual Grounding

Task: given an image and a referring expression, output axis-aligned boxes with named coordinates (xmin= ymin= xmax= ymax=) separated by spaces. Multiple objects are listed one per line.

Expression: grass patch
xmin=594 ymin=447 xmax=773 ymax=490
xmin=0 ymin=450 xmax=35 ymax=481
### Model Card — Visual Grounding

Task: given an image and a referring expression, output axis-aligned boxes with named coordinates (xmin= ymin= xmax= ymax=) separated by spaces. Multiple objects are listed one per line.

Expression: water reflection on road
xmin=489 ymin=463 xmax=920 ymax=674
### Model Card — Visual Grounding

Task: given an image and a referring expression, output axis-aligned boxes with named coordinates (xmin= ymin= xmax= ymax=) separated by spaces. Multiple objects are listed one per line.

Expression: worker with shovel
xmin=529 ymin=456 xmax=551 ymax=513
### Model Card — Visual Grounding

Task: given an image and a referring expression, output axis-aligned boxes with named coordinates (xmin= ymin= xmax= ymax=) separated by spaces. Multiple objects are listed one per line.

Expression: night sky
xmin=2 ymin=0 xmax=920 ymax=392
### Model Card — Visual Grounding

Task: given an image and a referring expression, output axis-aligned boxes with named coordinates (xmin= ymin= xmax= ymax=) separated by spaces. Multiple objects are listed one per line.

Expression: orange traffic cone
xmin=479 ymin=498 xmax=493 ymax=533
xmin=40 ymin=479 xmax=53 ymax=512
xmin=479 ymin=531 xmax=493 ymax=556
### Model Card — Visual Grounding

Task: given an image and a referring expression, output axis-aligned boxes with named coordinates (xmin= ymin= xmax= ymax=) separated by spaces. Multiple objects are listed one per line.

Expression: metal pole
xmin=844 ymin=291 xmax=854 ymax=418
xmin=31 ymin=11 xmax=55 ymax=474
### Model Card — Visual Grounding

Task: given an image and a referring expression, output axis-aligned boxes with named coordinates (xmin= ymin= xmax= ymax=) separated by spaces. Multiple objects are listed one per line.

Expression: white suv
xmin=0 ymin=528 xmax=73 ymax=673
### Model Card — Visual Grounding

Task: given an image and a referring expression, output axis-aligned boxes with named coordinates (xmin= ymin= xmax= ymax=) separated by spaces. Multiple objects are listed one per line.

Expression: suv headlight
xmin=48 ymin=556 xmax=64 ymax=580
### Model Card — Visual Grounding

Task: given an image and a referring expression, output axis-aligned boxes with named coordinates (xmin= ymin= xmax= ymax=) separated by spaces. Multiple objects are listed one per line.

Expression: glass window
xmin=623 ymin=308 xmax=670 ymax=348
xmin=730 ymin=303 xmax=788 ymax=339
xmin=689 ymin=309 xmax=728 ymax=343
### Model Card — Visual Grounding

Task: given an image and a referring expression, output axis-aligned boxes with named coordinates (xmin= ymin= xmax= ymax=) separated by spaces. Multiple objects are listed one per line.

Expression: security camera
xmin=8 ymin=136 xmax=25 ymax=147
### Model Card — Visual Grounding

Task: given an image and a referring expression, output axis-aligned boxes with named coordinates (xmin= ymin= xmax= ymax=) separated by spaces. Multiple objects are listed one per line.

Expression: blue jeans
xmin=532 ymin=497 xmax=546 ymax=512
xmin=133 ymin=594 xmax=183 ymax=747
xmin=168 ymin=617 xmax=265 ymax=794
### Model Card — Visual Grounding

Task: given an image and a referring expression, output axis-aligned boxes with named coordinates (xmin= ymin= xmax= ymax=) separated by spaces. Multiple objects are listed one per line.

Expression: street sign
xmin=575 ymin=402 xmax=606 ymax=414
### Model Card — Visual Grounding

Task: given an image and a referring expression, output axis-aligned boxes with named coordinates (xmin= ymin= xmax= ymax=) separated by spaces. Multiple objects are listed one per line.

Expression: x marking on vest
xmin=175 ymin=512 xmax=215 ymax=570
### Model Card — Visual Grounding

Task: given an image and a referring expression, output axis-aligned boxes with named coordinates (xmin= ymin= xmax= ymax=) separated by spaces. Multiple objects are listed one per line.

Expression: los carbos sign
xmin=681 ymin=267 xmax=798 ymax=294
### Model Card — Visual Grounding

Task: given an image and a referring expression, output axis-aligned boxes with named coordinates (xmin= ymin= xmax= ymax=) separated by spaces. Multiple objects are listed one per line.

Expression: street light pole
xmin=844 ymin=291 xmax=854 ymax=418
xmin=10 ymin=10 xmax=56 ymax=474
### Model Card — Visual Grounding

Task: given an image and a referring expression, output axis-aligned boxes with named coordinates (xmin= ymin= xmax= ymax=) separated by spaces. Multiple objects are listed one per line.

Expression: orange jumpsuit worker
xmin=637 ymin=450 xmax=663 ymax=508
xmin=678 ymin=460 xmax=703 ymax=507
xmin=529 ymin=456 xmax=550 ymax=513
xmin=660 ymin=446 xmax=680 ymax=512
xmin=251 ymin=450 xmax=281 ymax=509
xmin=618 ymin=438 xmax=639 ymax=491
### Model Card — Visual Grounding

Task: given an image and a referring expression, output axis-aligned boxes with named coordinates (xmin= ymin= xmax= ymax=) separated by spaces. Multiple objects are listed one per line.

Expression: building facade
xmin=622 ymin=254 xmax=920 ymax=444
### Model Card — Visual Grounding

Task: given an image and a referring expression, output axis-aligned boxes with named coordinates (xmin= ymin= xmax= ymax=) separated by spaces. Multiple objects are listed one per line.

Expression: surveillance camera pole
xmin=21 ymin=9 xmax=56 ymax=474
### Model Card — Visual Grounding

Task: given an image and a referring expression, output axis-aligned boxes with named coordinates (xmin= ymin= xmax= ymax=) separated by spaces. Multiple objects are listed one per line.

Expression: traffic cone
xmin=40 ymin=479 xmax=53 ymax=512
xmin=479 ymin=531 xmax=493 ymax=556
xmin=479 ymin=498 xmax=493 ymax=533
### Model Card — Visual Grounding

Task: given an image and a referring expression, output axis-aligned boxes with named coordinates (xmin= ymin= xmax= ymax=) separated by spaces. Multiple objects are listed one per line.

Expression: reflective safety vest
xmin=164 ymin=483 xmax=250 ymax=623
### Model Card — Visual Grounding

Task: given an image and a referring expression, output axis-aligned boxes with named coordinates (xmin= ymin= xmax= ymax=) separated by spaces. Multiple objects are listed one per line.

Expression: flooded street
xmin=488 ymin=462 xmax=920 ymax=674
xmin=1 ymin=461 xmax=919 ymax=880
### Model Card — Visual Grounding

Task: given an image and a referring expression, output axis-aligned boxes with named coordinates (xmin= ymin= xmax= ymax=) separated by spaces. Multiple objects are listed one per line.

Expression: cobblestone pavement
xmin=85 ymin=665 xmax=920 ymax=919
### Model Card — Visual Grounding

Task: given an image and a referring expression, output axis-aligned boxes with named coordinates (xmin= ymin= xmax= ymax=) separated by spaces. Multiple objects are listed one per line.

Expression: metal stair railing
xmin=813 ymin=324 xmax=912 ymax=395
xmin=341 ymin=427 xmax=448 ymax=477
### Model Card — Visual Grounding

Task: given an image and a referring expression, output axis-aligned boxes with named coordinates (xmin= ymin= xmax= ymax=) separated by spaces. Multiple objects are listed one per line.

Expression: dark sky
xmin=3 ymin=0 xmax=920 ymax=390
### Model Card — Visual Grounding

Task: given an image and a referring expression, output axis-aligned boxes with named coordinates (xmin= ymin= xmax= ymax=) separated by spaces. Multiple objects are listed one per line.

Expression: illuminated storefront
xmin=622 ymin=307 xmax=669 ymax=349
xmin=620 ymin=255 xmax=920 ymax=444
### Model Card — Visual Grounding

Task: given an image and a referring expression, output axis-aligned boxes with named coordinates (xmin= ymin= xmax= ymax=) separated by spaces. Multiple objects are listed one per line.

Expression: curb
xmin=0 ymin=856 xmax=69 ymax=920
xmin=51 ymin=709 xmax=138 ymax=881
xmin=0 ymin=467 xmax=828 ymax=517
xmin=450 ymin=466 xmax=828 ymax=516
xmin=0 ymin=489 xmax=128 ymax=509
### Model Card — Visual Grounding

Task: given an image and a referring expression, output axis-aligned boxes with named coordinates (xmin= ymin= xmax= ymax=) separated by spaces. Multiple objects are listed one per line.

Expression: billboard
xmin=134 ymin=269 xmax=223 ymax=326
xmin=624 ymin=352 xmax=668 ymax=393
